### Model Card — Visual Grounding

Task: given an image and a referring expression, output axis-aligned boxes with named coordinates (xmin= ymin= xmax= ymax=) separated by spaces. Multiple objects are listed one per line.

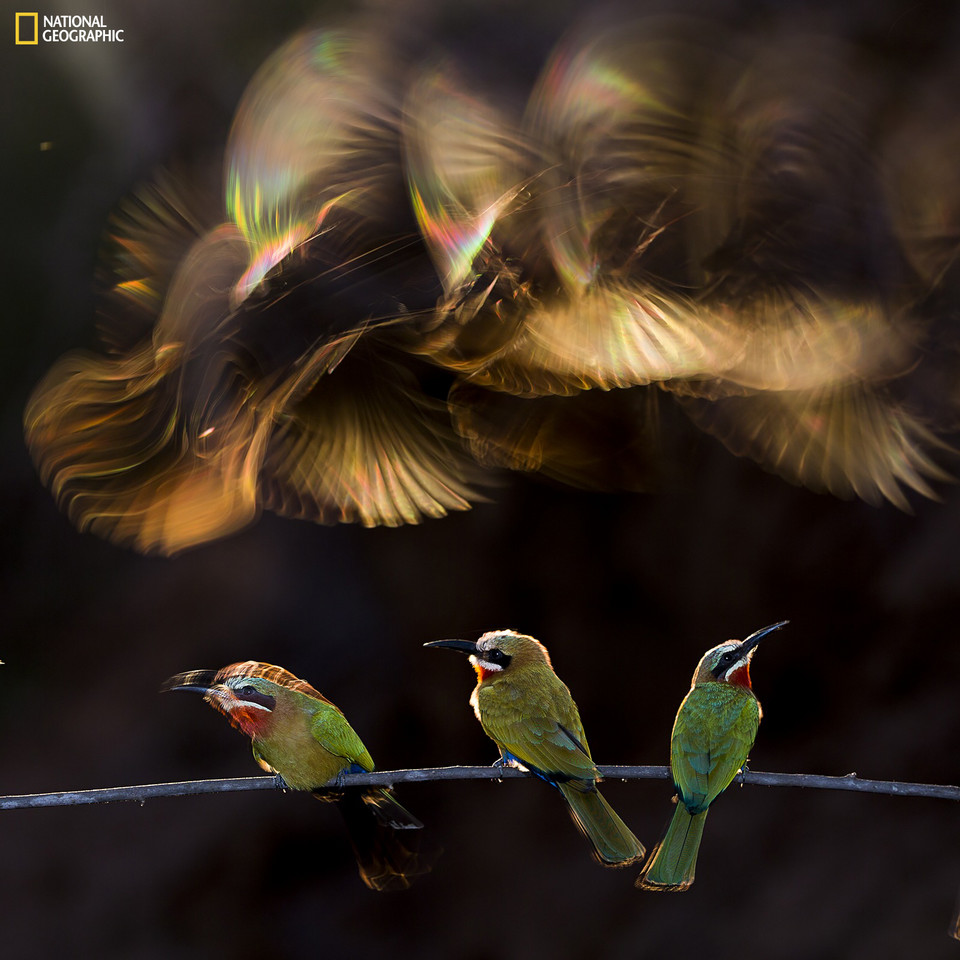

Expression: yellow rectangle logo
xmin=15 ymin=12 xmax=38 ymax=44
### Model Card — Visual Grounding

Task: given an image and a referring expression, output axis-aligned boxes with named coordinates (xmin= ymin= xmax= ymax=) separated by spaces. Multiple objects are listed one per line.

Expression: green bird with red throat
xmin=162 ymin=660 xmax=427 ymax=891
xmin=426 ymin=629 xmax=645 ymax=866
xmin=638 ymin=620 xmax=787 ymax=891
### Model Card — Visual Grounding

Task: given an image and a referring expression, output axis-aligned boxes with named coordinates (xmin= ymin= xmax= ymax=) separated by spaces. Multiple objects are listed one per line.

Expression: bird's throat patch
xmin=472 ymin=661 xmax=501 ymax=683
xmin=726 ymin=663 xmax=752 ymax=688
xmin=221 ymin=703 xmax=272 ymax=738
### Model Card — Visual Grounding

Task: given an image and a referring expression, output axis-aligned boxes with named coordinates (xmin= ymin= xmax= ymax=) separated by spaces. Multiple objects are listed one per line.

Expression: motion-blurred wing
xmin=404 ymin=66 xmax=532 ymax=297
xmin=96 ymin=163 xmax=222 ymax=354
xmin=24 ymin=343 xmax=263 ymax=555
xmin=262 ymin=348 xmax=484 ymax=527
xmin=449 ymin=380 xmax=662 ymax=491
xmin=468 ymin=284 xmax=734 ymax=396
xmin=25 ymin=226 xmax=267 ymax=556
xmin=226 ymin=29 xmax=404 ymax=304
xmin=681 ymin=382 xmax=951 ymax=509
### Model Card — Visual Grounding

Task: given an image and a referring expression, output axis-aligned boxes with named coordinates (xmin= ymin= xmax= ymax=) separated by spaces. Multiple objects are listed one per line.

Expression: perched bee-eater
xmin=638 ymin=620 xmax=787 ymax=891
xmin=425 ymin=629 xmax=644 ymax=866
xmin=162 ymin=660 xmax=427 ymax=891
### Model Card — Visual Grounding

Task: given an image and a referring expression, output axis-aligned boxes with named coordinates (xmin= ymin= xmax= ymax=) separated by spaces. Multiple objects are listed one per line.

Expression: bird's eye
xmin=719 ymin=652 xmax=735 ymax=665
xmin=239 ymin=684 xmax=257 ymax=697
xmin=486 ymin=649 xmax=511 ymax=666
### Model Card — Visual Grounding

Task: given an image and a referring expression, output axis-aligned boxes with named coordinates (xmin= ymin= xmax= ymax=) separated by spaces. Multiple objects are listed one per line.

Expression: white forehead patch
xmin=477 ymin=631 xmax=514 ymax=650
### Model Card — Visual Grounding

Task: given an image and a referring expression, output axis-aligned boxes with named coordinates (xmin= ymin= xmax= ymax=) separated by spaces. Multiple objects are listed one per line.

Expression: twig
xmin=0 ymin=765 xmax=957 ymax=810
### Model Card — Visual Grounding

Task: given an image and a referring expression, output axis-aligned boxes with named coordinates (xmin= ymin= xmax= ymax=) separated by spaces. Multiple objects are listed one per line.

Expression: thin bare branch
xmin=0 ymin=765 xmax=957 ymax=810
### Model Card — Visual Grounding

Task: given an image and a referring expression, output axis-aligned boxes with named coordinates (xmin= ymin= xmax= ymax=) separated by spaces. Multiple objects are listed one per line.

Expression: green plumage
xmin=248 ymin=689 xmax=421 ymax=828
xmin=163 ymin=660 xmax=426 ymax=891
xmin=639 ymin=622 xmax=785 ymax=891
xmin=429 ymin=630 xmax=644 ymax=866
xmin=640 ymin=681 xmax=758 ymax=889
xmin=250 ymin=687 xmax=376 ymax=789
xmin=671 ymin=681 xmax=761 ymax=815
xmin=473 ymin=660 xmax=598 ymax=782
xmin=556 ymin=782 xmax=648 ymax=866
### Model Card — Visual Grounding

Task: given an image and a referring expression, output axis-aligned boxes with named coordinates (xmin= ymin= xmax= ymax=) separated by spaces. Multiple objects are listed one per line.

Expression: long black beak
xmin=739 ymin=620 xmax=789 ymax=657
xmin=160 ymin=669 xmax=218 ymax=694
xmin=423 ymin=639 xmax=480 ymax=656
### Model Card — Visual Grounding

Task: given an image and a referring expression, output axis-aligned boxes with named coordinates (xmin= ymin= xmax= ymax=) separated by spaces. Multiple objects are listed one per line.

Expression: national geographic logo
xmin=14 ymin=13 xmax=125 ymax=44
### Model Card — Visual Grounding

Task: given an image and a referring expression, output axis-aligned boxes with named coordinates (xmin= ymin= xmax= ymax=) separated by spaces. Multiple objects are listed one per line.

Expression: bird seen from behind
xmin=638 ymin=621 xmax=787 ymax=891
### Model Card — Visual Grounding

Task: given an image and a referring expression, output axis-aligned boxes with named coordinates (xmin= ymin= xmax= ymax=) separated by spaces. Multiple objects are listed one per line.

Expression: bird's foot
xmin=735 ymin=764 xmax=750 ymax=786
xmin=492 ymin=755 xmax=527 ymax=780
xmin=273 ymin=774 xmax=290 ymax=792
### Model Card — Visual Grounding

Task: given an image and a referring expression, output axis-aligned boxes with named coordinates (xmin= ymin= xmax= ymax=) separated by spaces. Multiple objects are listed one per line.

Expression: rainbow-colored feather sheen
xmin=22 ymin=14 xmax=959 ymax=555
xmin=225 ymin=30 xmax=397 ymax=304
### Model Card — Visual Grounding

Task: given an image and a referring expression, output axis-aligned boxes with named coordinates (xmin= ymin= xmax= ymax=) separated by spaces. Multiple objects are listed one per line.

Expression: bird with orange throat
xmin=163 ymin=660 xmax=428 ymax=891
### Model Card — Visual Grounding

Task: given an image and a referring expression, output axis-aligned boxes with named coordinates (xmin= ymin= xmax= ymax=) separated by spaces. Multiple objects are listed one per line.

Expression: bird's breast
xmin=252 ymin=705 xmax=348 ymax=790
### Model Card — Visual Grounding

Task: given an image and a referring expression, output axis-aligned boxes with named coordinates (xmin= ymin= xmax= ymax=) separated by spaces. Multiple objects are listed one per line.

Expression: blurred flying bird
xmin=162 ymin=660 xmax=428 ymax=891
xmin=426 ymin=629 xmax=645 ymax=866
xmin=24 ymin=14 xmax=959 ymax=555
xmin=25 ymin=30 xmax=483 ymax=555
xmin=638 ymin=620 xmax=786 ymax=891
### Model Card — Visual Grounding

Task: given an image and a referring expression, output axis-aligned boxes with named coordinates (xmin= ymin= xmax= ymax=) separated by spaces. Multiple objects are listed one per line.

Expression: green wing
xmin=477 ymin=669 xmax=599 ymax=782
xmin=670 ymin=683 xmax=760 ymax=813
xmin=310 ymin=701 xmax=375 ymax=772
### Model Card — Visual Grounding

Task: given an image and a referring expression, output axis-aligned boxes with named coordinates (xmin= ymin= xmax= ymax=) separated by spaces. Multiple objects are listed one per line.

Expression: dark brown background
xmin=4 ymin=1 xmax=960 ymax=957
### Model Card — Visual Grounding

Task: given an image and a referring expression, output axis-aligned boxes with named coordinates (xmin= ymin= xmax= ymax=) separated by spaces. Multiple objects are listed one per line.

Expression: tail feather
xmin=637 ymin=803 xmax=708 ymax=891
xmin=337 ymin=789 xmax=431 ymax=891
xmin=361 ymin=786 xmax=424 ymax=830
xmin=557 ymin=782 xmax=645 ymax=866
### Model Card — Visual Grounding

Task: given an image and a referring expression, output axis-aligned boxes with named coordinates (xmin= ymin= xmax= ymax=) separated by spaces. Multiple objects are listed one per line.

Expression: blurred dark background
xmin=4 ymin=0 xmax=960 ymax=957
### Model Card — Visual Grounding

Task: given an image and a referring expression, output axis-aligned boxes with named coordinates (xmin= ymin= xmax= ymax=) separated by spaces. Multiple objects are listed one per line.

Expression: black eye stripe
xmin=711 ymin=650 xmax=740 ymax=678
xmin=234 ymin=685 xmax=276 ymax=710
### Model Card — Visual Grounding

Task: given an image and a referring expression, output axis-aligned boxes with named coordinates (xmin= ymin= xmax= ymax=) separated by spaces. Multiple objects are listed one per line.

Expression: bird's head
xmin=162 ymin=661 xmax=327 ymax=738
xmin=425 ymin=629 xmax=551 ymax=683
xmin=693 ymin=621 xmax=788 ymax=689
